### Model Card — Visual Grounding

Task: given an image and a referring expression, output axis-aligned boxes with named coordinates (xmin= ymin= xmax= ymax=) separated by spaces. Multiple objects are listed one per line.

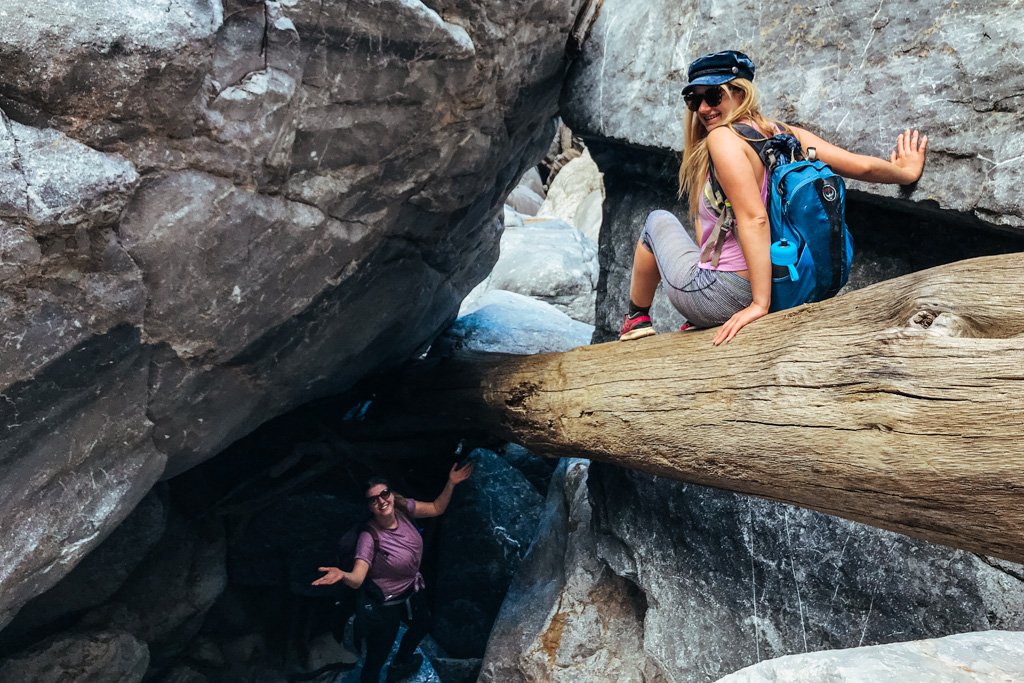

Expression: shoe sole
xmin=619 ymin=327 xmax=657 ymax=341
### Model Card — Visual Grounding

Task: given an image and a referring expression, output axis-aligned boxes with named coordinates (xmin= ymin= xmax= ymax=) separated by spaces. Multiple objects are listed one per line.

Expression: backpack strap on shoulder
xmin=700 ymin=167 xmax=733 ymax=268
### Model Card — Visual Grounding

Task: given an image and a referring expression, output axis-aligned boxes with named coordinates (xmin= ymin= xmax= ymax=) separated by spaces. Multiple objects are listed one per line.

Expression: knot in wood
xmin=909 ymin=310 xmax=937 ymax=329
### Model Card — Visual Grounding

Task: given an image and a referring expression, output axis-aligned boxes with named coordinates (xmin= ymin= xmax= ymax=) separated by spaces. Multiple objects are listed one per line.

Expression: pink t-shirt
xmin=355 ymin=498 xmax=423 ymax=599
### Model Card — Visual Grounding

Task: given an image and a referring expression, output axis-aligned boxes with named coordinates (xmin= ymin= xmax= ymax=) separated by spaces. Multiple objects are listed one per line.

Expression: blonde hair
xmin=676 ymin=79 xmax=782 ymax=221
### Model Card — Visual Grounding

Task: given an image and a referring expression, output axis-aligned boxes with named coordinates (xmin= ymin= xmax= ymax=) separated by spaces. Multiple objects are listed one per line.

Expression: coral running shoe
xmin=619 ymin=312 xmax=656 ymax=341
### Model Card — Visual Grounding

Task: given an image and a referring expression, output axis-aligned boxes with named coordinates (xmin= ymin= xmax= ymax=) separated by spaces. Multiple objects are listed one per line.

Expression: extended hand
xmin=890 ymin=129 xmax=928 ymax=185
xmin=449 ymin=461 xmax=474 ymax=485
xmin=713 ymin=303 xmax=768 ymax=345
xmin=312 ymin=567 xmax=344 ymax=586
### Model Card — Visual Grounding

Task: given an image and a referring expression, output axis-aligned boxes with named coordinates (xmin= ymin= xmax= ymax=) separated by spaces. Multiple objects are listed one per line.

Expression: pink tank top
xmin=696 ymin=127 xmax=772 ymax=272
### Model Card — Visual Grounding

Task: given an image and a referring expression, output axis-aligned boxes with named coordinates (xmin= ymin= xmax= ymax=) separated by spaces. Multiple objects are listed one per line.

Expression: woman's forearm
xmin=431 ymin=480 xmax=455 ymax=516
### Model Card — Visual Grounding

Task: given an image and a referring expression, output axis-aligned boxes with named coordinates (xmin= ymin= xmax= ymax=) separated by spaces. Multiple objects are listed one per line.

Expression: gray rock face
xmin=1 ymin=492 xmax=168 ymax=646
xmin=73 ymin=511 xmax=226 ymax=669
xmin=0 ymin=629 xmax=149 ymax=683
xmin=0 ymin=0 xmax=587 ymax=623
xmin=482 ymin=462 xmax=1024 ymax=682
xmin=717 ymin=630 xmax=1024 ymax=683
xmin=480 ymin=460 xmax=661 ymax=682
xmin=432 ymin=450 xmax=544 ymax=658
xmin=562 ymin=0 xmax=1024 ymax=230
xmin=465 ymin=218 xmax=600 ymax=324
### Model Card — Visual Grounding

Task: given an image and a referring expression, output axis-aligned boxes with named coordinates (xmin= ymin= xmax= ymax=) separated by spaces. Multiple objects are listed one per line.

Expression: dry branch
xmin=407 ymin=253 xmax=1024 ymax=563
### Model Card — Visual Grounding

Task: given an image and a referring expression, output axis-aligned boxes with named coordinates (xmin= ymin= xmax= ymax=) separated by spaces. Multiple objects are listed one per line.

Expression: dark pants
xmin=357 ymin=588 xmax=431 ymax=683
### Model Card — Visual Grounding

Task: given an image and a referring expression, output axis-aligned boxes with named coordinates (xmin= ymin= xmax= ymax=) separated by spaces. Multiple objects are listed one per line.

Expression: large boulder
xmin=440 ymin=289 xmax=593 ymax=356
xmin=717 ymin=630 xmax=1024 ymax=683
xmin=0 ymin=0 xmax=588 ymax=623
xmin=464 ymin=218 xmax=600 ymax=324
xmin=562 ymin=0 xmax=1024 ymax=230
xmin=432 ymin=450 xmax=544 ymax=658
xmin=0 ymin=629 xmax=149 ymax=683
xmin=538 ymin=148 xmax=604 ymax=243
xmin=79 ymin=511 xmax=227 ymax=668
xmin=480 ymin=460 xmax=661 ymax=682
xmin=0 ymin=491 xmax=168 ymax=649
xmin=482 ymin=462 xmax=1024 ymax=681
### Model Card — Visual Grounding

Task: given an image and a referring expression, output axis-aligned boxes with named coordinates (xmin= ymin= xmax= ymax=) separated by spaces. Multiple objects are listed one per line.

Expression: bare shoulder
xmin=706 ymin=126 xmax=747 ymax=156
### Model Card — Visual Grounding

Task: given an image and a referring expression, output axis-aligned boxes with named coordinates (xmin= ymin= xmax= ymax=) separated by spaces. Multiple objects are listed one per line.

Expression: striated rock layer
xmin=0 ymin=0 xmax=586 ymax=625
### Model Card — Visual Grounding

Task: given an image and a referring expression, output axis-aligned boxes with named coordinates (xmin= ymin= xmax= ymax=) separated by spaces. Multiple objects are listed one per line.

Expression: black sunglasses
xmin=366 ymin=488 xmax=392 ymax=503
xmin=682 ymin=85 xmax=727 ymax=112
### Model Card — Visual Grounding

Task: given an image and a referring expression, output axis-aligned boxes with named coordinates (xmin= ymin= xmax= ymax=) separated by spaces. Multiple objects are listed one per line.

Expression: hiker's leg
xmin=360 ymin=604 xmax=400 ymax=683
xmin=667 ymin=269 xmax=753 ymax=328
xmin=395 ymin=591 xmax=432 ymax=661
xmin=629 ymin=238 xmax=660 ymax=309
xmin=636 ymin=210 xmax=701 ymax=306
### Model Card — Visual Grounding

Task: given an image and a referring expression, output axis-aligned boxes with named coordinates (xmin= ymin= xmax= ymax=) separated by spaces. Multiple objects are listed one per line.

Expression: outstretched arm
xmin=791 ymin=126 xmax=928 ymax=185
xmin=414 ymin=461 xmax=474 ymax=518
xmin=311 ymin=558 xmax=369 ymax=589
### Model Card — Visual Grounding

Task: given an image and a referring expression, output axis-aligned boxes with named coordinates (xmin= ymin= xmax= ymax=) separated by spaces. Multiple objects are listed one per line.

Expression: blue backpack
xmin=705 ymin=123 xmax=854 ymax=312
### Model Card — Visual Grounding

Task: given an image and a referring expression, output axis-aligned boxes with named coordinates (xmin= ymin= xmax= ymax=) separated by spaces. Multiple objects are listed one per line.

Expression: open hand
xmin=312 ymin=567 xmax=344 ymax=586
xmin=449 ymin=461 xmax=474 ymax=485
xmin=890 ymin=129 xmax=928 ymax=185
xmin=713 ymin=303 xmax=768 ymax=345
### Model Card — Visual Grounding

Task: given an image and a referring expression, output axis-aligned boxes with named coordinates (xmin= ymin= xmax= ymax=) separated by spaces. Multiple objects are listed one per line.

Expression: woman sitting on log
xmin=312 ymin=463 xmax=473 ymax=682
xmin=618 ymin=49 xmax=929 ymax=344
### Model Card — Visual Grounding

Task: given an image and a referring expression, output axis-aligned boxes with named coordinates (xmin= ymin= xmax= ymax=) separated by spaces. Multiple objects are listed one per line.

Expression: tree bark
xmin=407 ymin=254 xmax=1024 ymax=564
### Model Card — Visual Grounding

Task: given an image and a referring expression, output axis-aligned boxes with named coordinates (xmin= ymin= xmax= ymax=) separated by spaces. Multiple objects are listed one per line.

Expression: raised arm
xmin=312 ymin=558 xmax=369 ymax=589
xmin=706 ymin=126 xmax=772 ymax=345
xmin=413 ymin=461 xmax=474 ymax=518
xmin=791 ymin=125 xmax=928 ymax=185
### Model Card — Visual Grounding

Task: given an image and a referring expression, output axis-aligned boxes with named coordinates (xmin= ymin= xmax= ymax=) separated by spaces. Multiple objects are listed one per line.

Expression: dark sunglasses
xmin=682 ymin=85 xmax=726 ymax=112
xmin=366 ymin=488 xmax=392 ymax=503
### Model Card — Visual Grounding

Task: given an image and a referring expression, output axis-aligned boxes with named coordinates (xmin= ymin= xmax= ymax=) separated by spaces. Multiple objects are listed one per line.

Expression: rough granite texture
xmin=481 ymin=462 xmax=1024 ymax=682
xmin=717 ymin=630 xmax=1024 ymax=683
xmin=561 ymin=0 xmax=1024 ymax=230
xmin=0 ymin=0 xmax=587 ymax=625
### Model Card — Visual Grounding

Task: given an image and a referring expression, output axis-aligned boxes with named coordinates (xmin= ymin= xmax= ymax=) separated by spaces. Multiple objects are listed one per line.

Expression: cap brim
xmin=681 ymin=74 xmax=736 ymax=95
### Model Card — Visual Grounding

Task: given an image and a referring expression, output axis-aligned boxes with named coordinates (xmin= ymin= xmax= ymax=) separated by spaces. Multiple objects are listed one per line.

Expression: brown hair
xmin=677 ymin=79 xmax=784 ymax=222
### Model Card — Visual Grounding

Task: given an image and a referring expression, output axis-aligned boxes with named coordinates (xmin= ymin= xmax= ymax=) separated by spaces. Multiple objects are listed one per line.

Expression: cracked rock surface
xmin=561 ymin=0 xmax=1024 ymax=230
xmin=481 ymin=463 xmax=1024 ymax=682
xmin=0 ymin=0 xmax=585 ymax=624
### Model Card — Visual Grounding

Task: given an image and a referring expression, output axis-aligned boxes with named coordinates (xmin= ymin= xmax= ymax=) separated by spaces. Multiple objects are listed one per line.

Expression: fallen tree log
xmin=406 ymin=253 xmax=1024 ymax=564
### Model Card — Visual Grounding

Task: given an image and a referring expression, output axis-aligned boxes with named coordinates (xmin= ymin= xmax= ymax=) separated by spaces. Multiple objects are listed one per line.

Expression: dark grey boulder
xmin=1 ymin=491 xmax=168 ymax=647
xmin=482 ymin=462 xmax=1024 ymax=681
xmin=0 ymin=629 xmax=149 ymax=683
xmin=432 ymin=450 xmax=544 ymax=659
xmin=0 ymin=0 xmax=589 ymax=624
xmin=80 ymin=511 xmax=227 ymax=668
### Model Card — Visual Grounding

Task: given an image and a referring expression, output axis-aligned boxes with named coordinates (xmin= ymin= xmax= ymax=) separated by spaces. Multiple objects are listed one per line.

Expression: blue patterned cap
xmin=682 ymin=50 xmax=756 ymax=95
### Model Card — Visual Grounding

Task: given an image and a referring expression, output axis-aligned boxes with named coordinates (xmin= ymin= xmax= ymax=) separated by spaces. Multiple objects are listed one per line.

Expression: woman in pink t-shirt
xmin=313 ymin=462 xmax=472 ymax=682
xmin=618 ymin=50 xmax=928 ymax=344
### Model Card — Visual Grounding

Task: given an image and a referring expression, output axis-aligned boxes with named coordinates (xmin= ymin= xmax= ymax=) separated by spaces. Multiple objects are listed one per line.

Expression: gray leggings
xmin=640 ymin=210 xmax=752 ymax=328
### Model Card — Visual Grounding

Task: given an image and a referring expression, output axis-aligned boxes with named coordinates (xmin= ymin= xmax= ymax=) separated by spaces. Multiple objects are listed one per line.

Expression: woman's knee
xmin=645 ymin=209 xmax=682 ymax=231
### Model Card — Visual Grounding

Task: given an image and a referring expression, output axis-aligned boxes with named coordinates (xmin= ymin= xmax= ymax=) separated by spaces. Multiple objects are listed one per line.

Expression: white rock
xmin=487 ymin=218 xmax=599 ymax=324
xmin=716 ymin=630 xmax=1024 ymax=682
xmin=441 ymin=289 xmax=592 ymax=355
xmin=538 ymin=149 xmax=604 ymax=239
